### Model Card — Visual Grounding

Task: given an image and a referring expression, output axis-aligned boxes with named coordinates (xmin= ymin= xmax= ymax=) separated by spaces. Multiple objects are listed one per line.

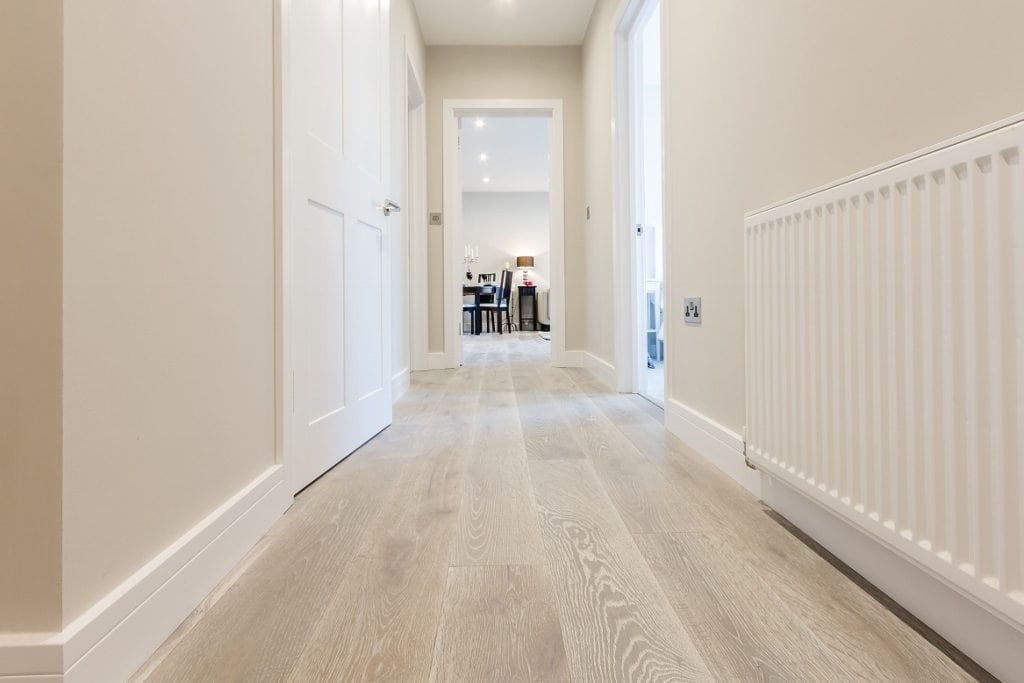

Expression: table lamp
xmin=516 ymin=255 xmax=534 ymax=284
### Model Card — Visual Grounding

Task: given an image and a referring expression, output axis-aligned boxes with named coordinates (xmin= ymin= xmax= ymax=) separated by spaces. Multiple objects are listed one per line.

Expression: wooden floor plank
xmin=510 ymin=357 xmax=589 ymax=461
xmin=536 ymin=366 xmax=702 ymax=534
xmin=573 ymin=375 xmax=974 ymax=681
xmin=528 ymin=458 xmax=713 ymax=681
xmin=429 ymin=565 xmax=570 ymax=682
xmin=453 ymin=360 xmax=545 ymax=566
xmin=136 ymin=334 xmax=982 ymax=682
xmin=285 ymin=366 xmax=483 ymax=681
xmin=636 ymin=531 xmax=845 ymax=680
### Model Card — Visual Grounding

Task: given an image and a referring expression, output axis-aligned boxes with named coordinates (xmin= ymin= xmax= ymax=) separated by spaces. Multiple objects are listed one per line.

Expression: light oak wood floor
xmin=135 ymin=334 xmax=984 ymax=682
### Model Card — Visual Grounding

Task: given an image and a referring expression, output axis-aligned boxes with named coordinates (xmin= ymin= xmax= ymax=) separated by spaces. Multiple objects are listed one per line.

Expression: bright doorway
xmin=626 ymin=0 xmax=664 ymax=405
xmin=460 ymin=116 xmax=550 ymax=360
xmin=441 ymin=100 xmax=567 ymax=368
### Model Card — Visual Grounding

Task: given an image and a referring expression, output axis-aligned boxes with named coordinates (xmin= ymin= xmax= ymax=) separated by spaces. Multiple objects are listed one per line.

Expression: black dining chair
xmin=480 ymin=269 xmax=514 ymax=334
xmin=477 ymin=273 xmax=496 ymax=306
xmin=463 ymin=283 xmax=497 ymax=334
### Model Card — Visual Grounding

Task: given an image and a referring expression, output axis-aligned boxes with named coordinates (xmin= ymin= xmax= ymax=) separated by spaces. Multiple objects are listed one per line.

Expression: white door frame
xmin=439 ymin=98 xmax=567 ymax=367
xmin=405 ymin=56 xmax=429 ymax=375
xmin=612 ymin=0 xmax=670 ymax=399
xmin=275 ymin=0 xmax=292 ymax=480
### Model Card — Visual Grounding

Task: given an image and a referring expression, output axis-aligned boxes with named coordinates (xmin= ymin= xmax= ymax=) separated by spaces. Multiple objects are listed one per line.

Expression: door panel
xmin=343 ymin=0 xmax=382 ymax=179
xmin=344 ymin=219 xmax=384 ymax=401
xmin=288 ymin=0 xmax=391 ymax=493
xmin=300 ymin=202 xmax=346 ymax=424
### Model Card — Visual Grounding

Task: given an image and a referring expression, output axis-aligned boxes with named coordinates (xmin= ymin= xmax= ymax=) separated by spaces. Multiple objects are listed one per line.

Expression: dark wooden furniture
xmin=518 ymin=285 xmax=537 ymax=331
xmin=480 ymin=270 xmax=514 ymax=334
xmin=477 ymin=273 xmax=496 ymax=305
xmin=462 ymin=283 xmax=496 ymax=335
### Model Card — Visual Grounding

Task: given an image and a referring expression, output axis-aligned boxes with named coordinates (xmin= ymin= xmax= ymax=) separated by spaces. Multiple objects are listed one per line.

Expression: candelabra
xmin=464 ymin=246 xmax=479 ymax=281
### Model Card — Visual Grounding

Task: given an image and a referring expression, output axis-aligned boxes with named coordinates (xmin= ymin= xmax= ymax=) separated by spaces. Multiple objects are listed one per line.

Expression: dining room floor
xmin=132 ymin=333 xmax=983 ymax=681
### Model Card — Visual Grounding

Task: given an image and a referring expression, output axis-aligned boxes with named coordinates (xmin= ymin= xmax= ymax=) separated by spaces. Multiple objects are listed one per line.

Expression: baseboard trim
xmin=416 ymin=352 xmax=451 ymax=371
xmin=391 ymin=367 xmax=411 ymax=401
xmin=663 ymin=399 xmax=760 ymax=496
xmin=580 ymin=352 xmax=616 ymax=389
xmin=0 ymin=465 xmax=291 ymax=681
xmin=762 ymin=476 xmax=1019 ymax=681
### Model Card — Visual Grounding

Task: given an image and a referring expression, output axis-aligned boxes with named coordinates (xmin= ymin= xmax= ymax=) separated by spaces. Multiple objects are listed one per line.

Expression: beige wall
xmin=391 ymin=0 xmax=426 ymax=380
xmin=61 ymin=0 xmax=277 ymax=623
xmin=425 ymin=46 xmax=585 ymax=352
xmin=0 ymin=0 xmax=64 ymax=632
xmin=585 ymin=0 xmax=1024 ymax=434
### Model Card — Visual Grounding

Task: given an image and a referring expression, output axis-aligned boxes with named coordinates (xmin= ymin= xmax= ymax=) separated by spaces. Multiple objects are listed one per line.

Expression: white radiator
xmin=537 ymin=288 xmax=550 ymax=326
xmin=745 ymin=117 xmax=1024 ymax=629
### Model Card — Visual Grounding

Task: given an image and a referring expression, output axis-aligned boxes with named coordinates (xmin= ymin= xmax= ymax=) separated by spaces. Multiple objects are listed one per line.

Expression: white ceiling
xmin=460 ymin=116 xmax=550 ymax=193
xmin=413 ymin=0 xmax=597 ymax=46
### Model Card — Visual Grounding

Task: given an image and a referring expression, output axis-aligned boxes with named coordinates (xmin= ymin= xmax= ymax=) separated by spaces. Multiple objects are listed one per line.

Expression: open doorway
xmin=619 ymin=0 xmax=664 ymax=406
xmin=459 ymin=116 xmax=550 ymax=358
xmin=441 ymin=100 xmax=567 ymax=368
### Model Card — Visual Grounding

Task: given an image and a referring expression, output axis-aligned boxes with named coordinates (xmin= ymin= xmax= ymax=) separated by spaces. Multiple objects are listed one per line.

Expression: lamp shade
xmin=516 ymin=256 xmax=534 ymax=268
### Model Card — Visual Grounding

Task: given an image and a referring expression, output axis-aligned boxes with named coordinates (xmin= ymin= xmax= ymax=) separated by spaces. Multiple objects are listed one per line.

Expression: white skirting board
xmin=0 ymin=465 xmax=292 ymax=682
xmin=582 ymin=352 xmax=616 ymax=390
xmin=664 ymin=399 xmax=761 ymax=497
xmin=762 ymin=476 xmax=1024 ymax=681
xmin=415 ymin=351 xmax=451 ymax=371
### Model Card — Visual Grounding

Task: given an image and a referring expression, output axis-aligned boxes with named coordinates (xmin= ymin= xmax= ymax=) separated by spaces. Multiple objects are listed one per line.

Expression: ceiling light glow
xmin=475 ymin=119 xmax=485 ymax=128
xmin=482 ymin=177 xmax=491 ymax=184
xmin=479 ymin=153 xmax=489 ymax=162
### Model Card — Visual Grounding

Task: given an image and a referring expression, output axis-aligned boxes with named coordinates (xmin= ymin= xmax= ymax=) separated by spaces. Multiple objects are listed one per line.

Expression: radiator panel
xmin=745 ymin=120 xmax=1024 ymax=628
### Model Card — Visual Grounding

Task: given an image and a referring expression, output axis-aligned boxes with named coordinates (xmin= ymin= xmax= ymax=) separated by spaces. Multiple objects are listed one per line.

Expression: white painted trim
xmin=583 ymin=352 xmax=617 ymax=390
xmin=663 ymin=399 xmax=761 ymax=496
xmin=762 ymin=477 xmax=1019 ymax=681
xmin=610 ymin=0 xmax=671 ymax=398
xmin=415 ymin=352 xmax=450 ymax=371
xmin=276 ymin=0 xmax=296 ymax=489
xmin=0 ymin=466 xmax=291 ymax=681
xmin=656 ymin=0 xmax=674 ymax=407
xmin=440 ymin=99 xmax=567 ymax=369
xmin=407 ymin=54 xmax=430 ymax=373
xmin=610 ymin=0 xmax=638 ymax=394
xmin=391 ymin=367 xmax=411 ymax=400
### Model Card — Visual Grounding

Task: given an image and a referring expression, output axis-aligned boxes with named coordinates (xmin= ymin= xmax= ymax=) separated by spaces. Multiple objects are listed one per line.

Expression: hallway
xmin=135 ymin=335 xmax=974 ymax=681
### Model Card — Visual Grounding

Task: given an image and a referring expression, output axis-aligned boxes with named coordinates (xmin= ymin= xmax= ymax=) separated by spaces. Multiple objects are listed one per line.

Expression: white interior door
xmin=287 ymin=0 xmax=392 ymax=493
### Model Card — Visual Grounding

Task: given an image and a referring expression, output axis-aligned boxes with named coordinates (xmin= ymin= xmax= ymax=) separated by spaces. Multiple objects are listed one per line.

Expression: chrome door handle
xmin=381 ymin=199 xmax=401 ymax=216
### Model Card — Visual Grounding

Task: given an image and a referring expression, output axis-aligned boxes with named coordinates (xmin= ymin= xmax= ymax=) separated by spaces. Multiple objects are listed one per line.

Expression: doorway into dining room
xmin=442 ymin=100 xmax=566 ymax=367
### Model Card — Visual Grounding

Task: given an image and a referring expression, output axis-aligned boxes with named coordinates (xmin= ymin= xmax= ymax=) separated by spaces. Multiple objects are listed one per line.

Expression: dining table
xmin=463 ymin=283 xmax=497 ymax=335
